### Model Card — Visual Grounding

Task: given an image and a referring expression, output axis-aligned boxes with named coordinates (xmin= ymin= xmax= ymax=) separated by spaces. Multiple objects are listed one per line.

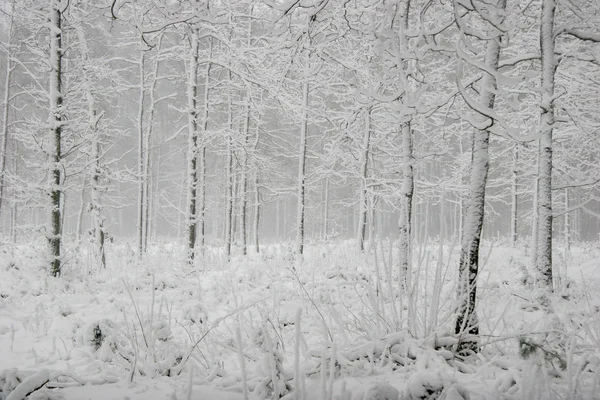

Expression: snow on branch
xmin=555 ymin=27 xmax=600 ymax=42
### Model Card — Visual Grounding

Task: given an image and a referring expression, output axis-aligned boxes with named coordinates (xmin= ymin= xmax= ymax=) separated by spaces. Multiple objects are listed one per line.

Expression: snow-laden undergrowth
xmin=0 ymin=240 xmax=599 ymax=399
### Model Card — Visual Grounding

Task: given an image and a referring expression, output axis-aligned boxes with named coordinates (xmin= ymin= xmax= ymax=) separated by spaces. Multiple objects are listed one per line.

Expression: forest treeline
xmin=0 ymin=0 xmax=599 ymax=352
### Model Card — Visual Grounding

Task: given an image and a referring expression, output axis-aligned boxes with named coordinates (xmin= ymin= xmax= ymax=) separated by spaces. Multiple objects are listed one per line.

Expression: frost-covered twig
xmin=287 ymin=266 xmax=333 ymax=342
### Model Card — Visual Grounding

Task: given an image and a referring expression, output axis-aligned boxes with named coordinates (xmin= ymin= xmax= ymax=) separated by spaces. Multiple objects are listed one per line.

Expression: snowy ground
xmin=1 ymin=240 xmax=600 ymax=399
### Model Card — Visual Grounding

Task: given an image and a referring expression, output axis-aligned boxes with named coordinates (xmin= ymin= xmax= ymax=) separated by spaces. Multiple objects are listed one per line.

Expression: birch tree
xmin=535 ymin=0 xmax=600 ymax=289
xmin=74 ymin=13 xmax=108 ymax=269
xmin=48 ymin=0 xmax=66 ymax=276
xmin=0 ymin=0 xmax=15 ymax=221
xmin=185 ymin=27 xmax=200 ymax=265
xmin=453 ymin=0 xmax=507 ymax=353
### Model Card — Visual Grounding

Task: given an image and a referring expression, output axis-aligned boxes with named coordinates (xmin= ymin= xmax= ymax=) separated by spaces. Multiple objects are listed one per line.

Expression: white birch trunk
xmin=239 ymin=96 xmax=251 ymax=256
xmin=322 ymin=178 xmax=329 ymax=241
xmin=76 ymin=184 xmax=85 ymax=242
xmin=49 ymin=1 xmax=63 ymax=276
xmin=143 ymin=35 xmax=164 ymax=251
xmin=253 ymin=110 xmax=261 ymax=254
xmin=136 ymin=48 xmax=146 ymax=257
xmin=510 ymin=143 xmax=518 ymax=247
xmin=198 ymin=39 xmax=212 ymax=256
xmin=455 ymin=0 xmax=506 ymax=352
xmin=0 ymin=4 xmax=14 ymax=218
xmin=295 ymin=80 xmax=309 ymax=256
xmin=225 ymin=72 xmax=234 ymax=261
xmin=186 ymin=28 xmax=200 ymax=265
xmin=398 ymin=122 xmax=413 ymax=283
xmin=536 ymin=0 xmax=556 ymax=289
xmin=531 ymin=143 xmax=539 ymax=261
xmin=564 ymin=188 xmax=569 ymax=252
xmin=357 ymin=108 xmax=371 ymax=251
xmin=76 ymin=22 xmax=106 ymax=269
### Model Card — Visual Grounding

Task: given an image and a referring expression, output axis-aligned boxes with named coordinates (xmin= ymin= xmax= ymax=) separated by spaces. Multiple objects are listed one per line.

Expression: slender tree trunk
xmin=10 ymin=140 xmax=17 ymax=244
xmin=531 ymin=143 xmax=539 ymax=262
xmin=536 ymin=0 xmax=556 ymax=289
xmin=510 ymin=143 xmax=519 ymax=247
xmin=49 ymin=2 xmax=64 ymax=277
xmin=358 ymin=107 xmax=371 ymax=251
xmin=136 ymin=47 xmax=146 ymax=257
xmin=76 ymin=185 xmax=85 ymax=242
xmin=91 ymin=138 xmax=106 ymax=269
xmin=252 ymin=107 xmax=261 ymax=253
xmin=225 ymin=72 xmax=234 ymax=261
xmin=295 ymin=79 xmax=309 ymax=256
xmin=143 ymin=35 xmax=163 ymax=252
xmin=198 ymin=39 xmax=212 ymax=256
xmin=0 ymin=6 xmax=14 ymax=219
xmin=397 ymin=0 xmax=414 ymax=286
xmin=276 ymin=198 xmax=281 ymax=241
xmin=254 ymin=173 xmax=260 ymax=253
xmin=76 ymin=22 xmax=106 ymax=269
xmin=398 ymin=122 xmax=413 ymax=283
xmin=564 ymin=188 xmax=570 ymax=252
xmin=186 ymin=28 xmax=200 ymax=265
xmin=455 ymin=0 xmax=505 ymax=353
xmin=323 ymin=178 xmax=329 ymax=241
xmin=239 ymin=95 xmax=251 ymax=256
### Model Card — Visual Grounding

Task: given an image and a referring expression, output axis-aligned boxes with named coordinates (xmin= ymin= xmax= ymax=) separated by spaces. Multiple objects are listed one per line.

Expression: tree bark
xmin=455 ymin=0 xmax=506 ymax=353
xmin=198 ymin=39 xmax=212 ymax=256
xmin=398 ymin=122 xmax=414 ymax=284
xmin=239 ymin=95 xmax=251 ymax=256
xmin=225 ymin=71 xmax=234 ymax=261
xmin=136 ymin=47 xmax=146 ymax=257
xmin=358 ymin=107 xmax=371 ymax=251
xmin=322 ymin=178 xmax=329 ymax=241
xmin=0 ymin=3 xmax=14 ymax=219
xmin=536 ymin=0 xmax=557 ymax=289
xmin=253 ymin=111 xmax=261 ymax=254
xmin=295 ymin=79 xmax=309 ymax=256
xmin=510 ymin=143 xmax=518 ymax=247
xmin=49 ymin=2 xmax=64 ymax=277
xmin=76 ymin=22 xmax=106 ymax=269
xmin=186 ymin=28 xmax=200 ymax=265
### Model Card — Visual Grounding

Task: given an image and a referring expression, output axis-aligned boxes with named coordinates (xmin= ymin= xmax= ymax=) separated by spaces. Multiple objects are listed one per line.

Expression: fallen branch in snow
xmin=1 ymin=368 xmax=118 ymax=400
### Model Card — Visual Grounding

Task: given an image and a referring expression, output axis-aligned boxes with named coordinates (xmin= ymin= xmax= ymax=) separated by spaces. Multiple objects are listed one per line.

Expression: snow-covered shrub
xmin=362 ymin=381 xmax=400 ymax=400
xmin=403 ymin=371 xmax=469 ymax=400
xmin=252 ymin=325 xmax=292 ymax=399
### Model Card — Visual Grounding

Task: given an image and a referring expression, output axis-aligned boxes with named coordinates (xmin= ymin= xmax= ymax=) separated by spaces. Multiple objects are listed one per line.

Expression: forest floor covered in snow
xmin=1 ymin=240 xmax=600 ymax=400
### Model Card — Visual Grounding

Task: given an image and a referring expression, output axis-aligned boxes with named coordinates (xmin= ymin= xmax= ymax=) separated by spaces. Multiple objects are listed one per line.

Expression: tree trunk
xmin=398 ymin=122 xmax=413 ymax=283
xmin=322 ymin=178 xmax=329 ymax=241
xmin=10 ymin=141 xmax=17 ymax=244
xmin=564 ymin=188 xmax=570 ymax=252
xmin=0 ymin=4 xmax=14 ymax=219
xmin=536 ymin=0 xmax=556 ymax=289
xmin=76 ymin=22 xmax=106 ymax=269
xmin=49 ymin=2 xmax=63 ymax=277
xmin=142 ymin=35 xmax=163 ymax=252
xmin=454 ymin=0 xmax=505 ymax=353
xmin=253 ymin=109 xmax=261 ymax=254
xmin=358 ymin=107 xmax=371 ymax=251
xmin=198 ymin=38 xmax=212 ymax=256
xmin=186 ymin=28 xmax=200 ymax=265
xmin=76 ymin=185 xmax=85 ymax=242
xmin=136 ymin=48 xmax=146 ymax=257
xmin=254 ymin=173 xmax=260 ymax=253
xmin=239 ymin=96 xmax=251 ymax=256
xmin=295 ymin=79 xmax=309 ymax=256
xmin=225 ymin=71 xmax=234 ymax=261
xmin=510 ymin=143 xmax=518 ymax=247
